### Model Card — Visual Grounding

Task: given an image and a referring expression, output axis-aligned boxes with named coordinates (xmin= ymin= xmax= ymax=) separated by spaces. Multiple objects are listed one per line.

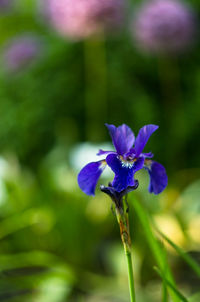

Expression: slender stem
xmin=115 ymin=206 xmax=136 ymax=302
xmin=84 ymin=33 xmax=107 ymax=141
xmin=125 ymin=250 xmax=136 ymax=302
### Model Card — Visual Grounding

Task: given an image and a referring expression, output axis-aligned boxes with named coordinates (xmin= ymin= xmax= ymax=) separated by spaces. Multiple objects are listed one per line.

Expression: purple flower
xmin=78 ymin=124 xmax=168 ymax=196
xmin=132 ymin=0 xmax=196 ymax=54
xmin=3 ymin=35 xmax=42 ymax=72
xmin=0 ymin=0 xmax=12 ymax=12
xmin=47 ymin=0 xmax=125 ymax=40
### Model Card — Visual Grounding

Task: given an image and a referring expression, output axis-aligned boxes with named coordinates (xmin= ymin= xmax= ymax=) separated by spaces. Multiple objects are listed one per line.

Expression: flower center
xmin=119 ymin=156 xmax=135 ymax=169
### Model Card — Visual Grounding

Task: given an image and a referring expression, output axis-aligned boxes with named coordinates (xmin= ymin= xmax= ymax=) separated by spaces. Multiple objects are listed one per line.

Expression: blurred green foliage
xmin=0 ymin=0 xmax=199 ymax=173
xmin=0 ymin=0 xmax=200 ymax=301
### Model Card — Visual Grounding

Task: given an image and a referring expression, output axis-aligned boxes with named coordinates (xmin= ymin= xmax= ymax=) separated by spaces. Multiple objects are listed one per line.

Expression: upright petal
xmin=106 ymin=153 xmax=144 ymax=192
xmin=105 ymin=124 xmax=135 ymax=155
xmin=146 ymin=160 xmax=168 ymax=194
xmin=78 ymin=161 xmax=106 ymax=196
xmin=134 ymin=124 xmax=159 ymax=156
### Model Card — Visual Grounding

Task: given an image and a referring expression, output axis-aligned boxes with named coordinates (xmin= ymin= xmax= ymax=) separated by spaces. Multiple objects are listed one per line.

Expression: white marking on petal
xmin=100 ymin=160 xmax=107 ymax=170
xmin=119 ymin=157 xmax=134 ymax=169
xmin=144 ymin=159 xmax=152 ymax=169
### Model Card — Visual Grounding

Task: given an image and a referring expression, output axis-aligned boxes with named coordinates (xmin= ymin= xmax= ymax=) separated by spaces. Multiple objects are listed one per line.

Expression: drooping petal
xmin=100 ymin=180 xmax=139 ymax=209
xmin=97 ymin=149 xmax=115 ymax=156
xmin=145 ymin=160 xmax=168 ymax=194
xmin=105 ymin=124 xmax=135 ymax=155
xmin=78 ymin=160 xmax=106 ymax=196
xmin=134 ymin=124 xmax=159 ymax=156
xmin=106 ymin=153 xmax=144 ymax=192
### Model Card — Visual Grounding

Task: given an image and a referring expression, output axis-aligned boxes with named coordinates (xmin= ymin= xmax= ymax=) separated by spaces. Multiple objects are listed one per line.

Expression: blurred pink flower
xmin=3 ymin=35 xmax=42 ymax=72
xmin=47 ymin=0 xmax=126 ymax=40
xmin=132 ymin=0 xmax=196 ymax=54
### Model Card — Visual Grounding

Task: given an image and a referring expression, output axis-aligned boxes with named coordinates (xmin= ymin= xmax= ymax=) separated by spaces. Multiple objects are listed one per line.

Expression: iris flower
xmin=78 ymin=124 xmax=167 ymax=196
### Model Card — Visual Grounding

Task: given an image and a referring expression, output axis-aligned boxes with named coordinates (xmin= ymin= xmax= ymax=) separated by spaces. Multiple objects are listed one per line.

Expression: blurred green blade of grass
xmin=162 ymin=280 xmax=168 ymax=302
xmin=0 ymin=209 xmax=38 ymax=240
xmin=0 ymin=251 xmax=75 ymax=302
xmin=0 ymin=251 xmax=75 ymax=279
xmin=0 ymin=208 xmax=50 ymax=241
xmin=155 ymin=229 xmax=200 ymax=278
xmin=154 ymin=267 xmax=188 ymax=302
xmin=132 ymin=198 xmax=179 ymax=302
xmin=0 ymin=266 xmax=50 ymax=278
xmin=0 ymin=289 xmax=34 ymax=302
xmin=188 ymin=292 xmax=200 ymax=302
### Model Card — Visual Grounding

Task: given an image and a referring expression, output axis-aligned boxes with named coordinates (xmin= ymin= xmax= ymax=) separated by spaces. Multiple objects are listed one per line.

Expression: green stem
xmin=125 ymin=250 xmax=136 ymax=302
xmin=84 ymin=34 xmax=107 ymax=141
xmin=115 ymin=207 xmax=136 ymax=302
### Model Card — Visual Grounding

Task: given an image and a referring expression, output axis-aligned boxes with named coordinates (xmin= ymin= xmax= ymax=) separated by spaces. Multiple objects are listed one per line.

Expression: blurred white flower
xmin=70 ymin=142 xmax=113 ymax=178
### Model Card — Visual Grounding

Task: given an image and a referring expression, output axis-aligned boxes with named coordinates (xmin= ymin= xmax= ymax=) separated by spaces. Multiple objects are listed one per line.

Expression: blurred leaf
xmin=0 ymin=252 xmax=75 ymax=302
xmin=189 ymin=292 xmax=200 ymax=302
xmin=155 ymin=228 xmax=200 ymax=278
xmin=0 ymin=289 xmax=34 ymax=301
xmin=0 ymin=266 xmax=49 ymax=278
xmin=0 ymin=208 xmax=52 ymax=240
xmin=132 ymin=198 xmax=179 ymax=302
xmin=162 ymin=282 xmax=168 ymax=302
xmin=154 ymin=267 xmax=188 ymax=302
xmin=32 ymin=275 xmax=71 ymax=302
xmin=0 ymin=251 xmax=75 ymax=280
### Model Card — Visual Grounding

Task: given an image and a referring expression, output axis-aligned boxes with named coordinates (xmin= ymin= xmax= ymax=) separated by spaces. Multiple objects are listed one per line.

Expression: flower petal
xmin=146 ymin=160 xmax=168 ymax=194
xmin=78 ymin=161 xmax=106 ymax=196
xmin=100 ymin=180 xmax=139 ymax=208
xmin=105 ymin=124 xmax=135 ymax=155
xmin=97 ymin=149 xmax=115 ymax=156
xmin=143 ymin=152 xmax=154 ymax=158
xmin=106 ymin=154 xmax=144 ymax=192
xmin=134 ymin=124 xmax=159 ymax=156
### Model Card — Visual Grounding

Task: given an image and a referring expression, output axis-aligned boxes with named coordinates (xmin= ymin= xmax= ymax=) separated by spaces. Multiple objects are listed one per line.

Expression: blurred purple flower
xmin=78 ymin=124 xmax=168 ymax=196
xmin=47 ymin=0 xmax=126 ymax=40
xmin=3 ymin=35 xmax=42 ymax=72
xmin=132 ymin=0 xmax=196 ymax=54
xmin=0 ymin=0 xmax=12 ymax=11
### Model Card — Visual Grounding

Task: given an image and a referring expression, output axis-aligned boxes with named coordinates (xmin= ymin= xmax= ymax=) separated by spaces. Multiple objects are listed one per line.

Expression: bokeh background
xmin=0 ymin=0 xmax=200 ymax=301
